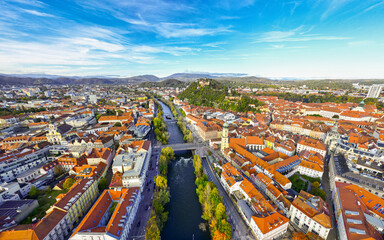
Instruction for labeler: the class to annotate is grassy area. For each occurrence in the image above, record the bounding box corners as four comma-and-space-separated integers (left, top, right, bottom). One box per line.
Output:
109, 201, 118, 214
301, 175, 321, 184
289, 175, 308, 193
21, 189, 67, 224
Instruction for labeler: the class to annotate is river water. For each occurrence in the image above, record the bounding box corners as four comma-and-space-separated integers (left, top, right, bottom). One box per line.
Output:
158, 100, 210, 240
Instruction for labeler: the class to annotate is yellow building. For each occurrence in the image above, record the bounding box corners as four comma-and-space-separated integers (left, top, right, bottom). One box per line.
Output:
221, 122, 229, 151
46, 123, 72, 144
264, 136, 275, 149
48, 178, 99, 227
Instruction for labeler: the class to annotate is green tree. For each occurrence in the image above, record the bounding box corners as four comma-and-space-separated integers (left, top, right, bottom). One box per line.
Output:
215, 203, 226, 220
312, 181, 321, 188
158, 155, 169, 176
145, 216, 161, 240
114, 122, 122, 127
98, 177, 108, 191
63, 178, 75, 189
155, 175, 168, 189
219, 219, 232, 240
193, 155, 203, 177
161, 147, 175, 161
29, 186, 40, 198
310, 187, 326, 200
153, 117, 162, 129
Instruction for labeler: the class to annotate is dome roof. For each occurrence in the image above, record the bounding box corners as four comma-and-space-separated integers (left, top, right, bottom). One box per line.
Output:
358, 100, 365, 108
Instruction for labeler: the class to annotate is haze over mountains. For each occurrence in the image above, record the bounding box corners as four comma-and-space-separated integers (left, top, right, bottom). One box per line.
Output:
2, 72, 384, 87
0, 72, 262, 86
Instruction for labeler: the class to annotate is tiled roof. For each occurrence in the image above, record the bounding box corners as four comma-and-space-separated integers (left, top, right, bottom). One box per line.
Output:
344, 184, 384, 219
34, 209, 67, 240
291, 190, 331, 228
0, 229, 38, 240
251, 212, 289, 234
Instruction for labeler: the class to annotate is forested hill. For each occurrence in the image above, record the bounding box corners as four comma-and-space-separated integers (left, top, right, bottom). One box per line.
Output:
139, 79, 187, 88
177, 79, 227, 107
177, 79, 263, 112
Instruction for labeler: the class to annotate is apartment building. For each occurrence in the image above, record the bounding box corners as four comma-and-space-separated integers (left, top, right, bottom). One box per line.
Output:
289, 191, 332, 239
70, 188, 141, 240
48, 179, 99, 227
0, 147, 50, 183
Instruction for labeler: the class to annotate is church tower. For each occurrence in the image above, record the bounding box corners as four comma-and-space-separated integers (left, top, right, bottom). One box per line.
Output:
221, 122, 229, 151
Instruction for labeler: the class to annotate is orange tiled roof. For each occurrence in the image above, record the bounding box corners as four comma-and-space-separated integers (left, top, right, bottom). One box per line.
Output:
246, 136, 264, 145
251, 212, 289, 234
344, 184, 384, 219
0, 230, 39, 240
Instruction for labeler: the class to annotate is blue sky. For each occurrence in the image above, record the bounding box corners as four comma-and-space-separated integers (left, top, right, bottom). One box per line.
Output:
1, 0, 384, 79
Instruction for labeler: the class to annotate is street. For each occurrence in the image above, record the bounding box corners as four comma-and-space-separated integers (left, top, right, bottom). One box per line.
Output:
128, 145, 160, 240
128, 101, 160, 239
199, 149, 254, 240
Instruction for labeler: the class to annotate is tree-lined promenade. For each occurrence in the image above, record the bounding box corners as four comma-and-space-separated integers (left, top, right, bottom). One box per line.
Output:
193, 155, 232, 239
161, 97, 193, 143
153, 98, 169, 144
145, 147, 175, 240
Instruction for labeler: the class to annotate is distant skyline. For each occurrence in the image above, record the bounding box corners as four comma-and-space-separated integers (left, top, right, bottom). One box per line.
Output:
1, 0, 384, 79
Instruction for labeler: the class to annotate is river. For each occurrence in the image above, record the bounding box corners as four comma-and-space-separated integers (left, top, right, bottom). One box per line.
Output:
158, 100, 210, 240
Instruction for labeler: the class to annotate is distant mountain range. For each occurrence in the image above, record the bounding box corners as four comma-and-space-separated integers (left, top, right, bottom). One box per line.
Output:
0, 72, 251, 86
139, 79, 188, 88
1, 72, 384, 86
0, 74, 162, 86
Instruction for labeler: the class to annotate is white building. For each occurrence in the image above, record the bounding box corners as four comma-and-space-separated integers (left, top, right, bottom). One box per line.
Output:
112, 141, 151, 188
289, 191, 332, 239
297, 138, 327, 157
297, 160, 323, 178
367, 84, 383, 98
89, 94, 98, 104
249, 213, 289, 240
0, 147, 50, 183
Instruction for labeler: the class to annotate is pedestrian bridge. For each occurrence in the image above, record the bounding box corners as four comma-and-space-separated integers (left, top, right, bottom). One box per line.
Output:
162, 143, 198, 151
165, 119, 177, 123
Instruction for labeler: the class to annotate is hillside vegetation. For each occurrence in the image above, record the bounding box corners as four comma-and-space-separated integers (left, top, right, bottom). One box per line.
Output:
177, 79, 227, 107
178, 79, 263, 112
139, 79, 187, 88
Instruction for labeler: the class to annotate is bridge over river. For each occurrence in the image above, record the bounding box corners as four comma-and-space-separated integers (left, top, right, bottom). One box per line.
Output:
154, 143, 198, 151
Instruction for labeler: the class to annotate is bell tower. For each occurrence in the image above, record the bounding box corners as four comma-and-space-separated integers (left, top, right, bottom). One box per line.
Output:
221, 122, 229, 151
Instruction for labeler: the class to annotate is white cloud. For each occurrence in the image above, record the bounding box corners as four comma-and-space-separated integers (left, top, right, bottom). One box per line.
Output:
254, 27, 350, 43
5, 0, 46, 7
201, 42, 227, 48
23, 9, 56, 17
348, 40, 373, 47
133, 45, 199, 56
363, 1, 384, 13
268, 44, 308, 49
155, 23, 232, 38
68, 37, 125, 52
258, 31, 296, 42
321, 0, 352, 20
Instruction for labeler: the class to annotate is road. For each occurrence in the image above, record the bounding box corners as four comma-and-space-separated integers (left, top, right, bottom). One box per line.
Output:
128, 101, 161, 240
128, 144, 160, 240
322, 152, 338, 240
199, 149, 254, 240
